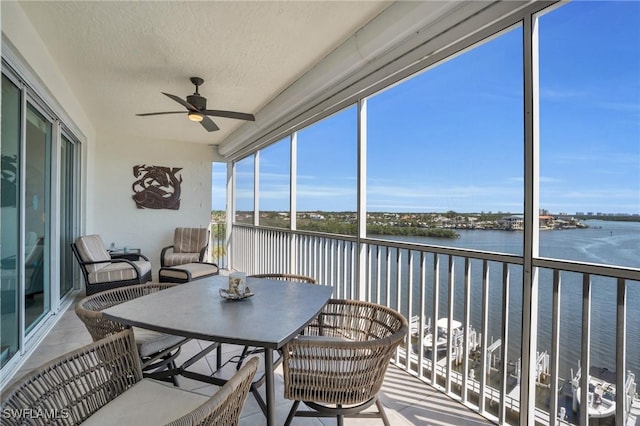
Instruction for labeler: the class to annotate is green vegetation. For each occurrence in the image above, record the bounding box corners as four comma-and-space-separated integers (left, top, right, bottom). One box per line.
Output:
575, 214, 640, 222
367, 224, 458, 238
213, 210, 460, 238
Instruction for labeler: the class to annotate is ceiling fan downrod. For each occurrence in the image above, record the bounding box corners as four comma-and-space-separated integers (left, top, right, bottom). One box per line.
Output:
190, 76, 204, 95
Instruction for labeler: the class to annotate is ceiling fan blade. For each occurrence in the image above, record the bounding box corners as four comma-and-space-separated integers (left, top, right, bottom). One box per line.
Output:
136, 111, 187, 116
162, 92, 198, 111
200, 115, 220, 132
202, 110, 255, 121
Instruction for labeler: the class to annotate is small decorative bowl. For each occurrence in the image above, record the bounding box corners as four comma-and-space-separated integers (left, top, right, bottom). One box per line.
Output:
219, 287, 254, 300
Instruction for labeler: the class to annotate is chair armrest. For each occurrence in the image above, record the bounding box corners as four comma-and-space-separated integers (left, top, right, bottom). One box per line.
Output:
137, 253, 150, 261
198, 245, 208, 261
81, 258, 123, 267
84, 257, 145, 267
160, 245, 174, 267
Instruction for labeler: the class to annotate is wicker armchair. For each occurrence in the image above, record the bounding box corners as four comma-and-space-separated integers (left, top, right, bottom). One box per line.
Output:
75, 282, 203, 384
1, 329, 258, 426
282, 299, 408, 426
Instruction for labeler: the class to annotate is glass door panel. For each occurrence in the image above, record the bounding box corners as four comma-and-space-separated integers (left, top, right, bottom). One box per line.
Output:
25, 103, 51, 333
1, 74, 21, 367
59, 135, 75, 297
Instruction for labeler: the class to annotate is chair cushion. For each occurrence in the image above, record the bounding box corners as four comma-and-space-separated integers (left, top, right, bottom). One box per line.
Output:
174, 227, 207, 254
133, 327, 187, 358
75, 235, 111, 273
164, 252, 201, 267
159, 263, 219, 281
82, 378, 208, 426
87, 260, 151, 284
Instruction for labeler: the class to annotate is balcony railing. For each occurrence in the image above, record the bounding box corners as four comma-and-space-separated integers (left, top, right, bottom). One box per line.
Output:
230, 223, 639, 425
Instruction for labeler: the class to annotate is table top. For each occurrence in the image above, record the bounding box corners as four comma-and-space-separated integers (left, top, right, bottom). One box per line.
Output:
102, 275, 334, 350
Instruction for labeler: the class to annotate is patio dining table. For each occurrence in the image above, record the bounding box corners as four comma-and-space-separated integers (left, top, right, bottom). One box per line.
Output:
102, 274, 333, 426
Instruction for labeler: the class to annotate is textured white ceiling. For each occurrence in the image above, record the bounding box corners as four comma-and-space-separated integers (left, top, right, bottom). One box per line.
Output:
18, 1, 390, 146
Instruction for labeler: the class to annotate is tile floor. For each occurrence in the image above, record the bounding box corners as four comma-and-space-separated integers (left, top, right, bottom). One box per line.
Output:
5, 296, 493, 426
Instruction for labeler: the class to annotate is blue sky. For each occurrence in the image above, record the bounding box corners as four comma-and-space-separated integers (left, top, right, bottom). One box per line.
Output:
216, 1, 639, 215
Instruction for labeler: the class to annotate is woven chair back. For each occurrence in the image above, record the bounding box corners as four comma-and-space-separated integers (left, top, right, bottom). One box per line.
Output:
76, 282, 177, 342
249, 273, 316, 284
283, 299, 408, 406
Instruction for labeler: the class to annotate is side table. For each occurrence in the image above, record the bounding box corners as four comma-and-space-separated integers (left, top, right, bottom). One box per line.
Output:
109, 248, 141, 261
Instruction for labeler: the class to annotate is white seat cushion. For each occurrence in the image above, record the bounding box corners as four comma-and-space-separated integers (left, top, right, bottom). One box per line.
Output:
133, 327, 187, 357
88, 260, 151, 284
83, 379, 208, 426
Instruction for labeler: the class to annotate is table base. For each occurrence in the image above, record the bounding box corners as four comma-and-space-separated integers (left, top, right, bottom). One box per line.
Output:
143, 343, 278, 425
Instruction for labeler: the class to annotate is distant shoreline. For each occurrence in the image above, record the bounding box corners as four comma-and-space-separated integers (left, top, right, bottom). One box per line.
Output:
212, 212, 639, 239
214, 210, 639, 223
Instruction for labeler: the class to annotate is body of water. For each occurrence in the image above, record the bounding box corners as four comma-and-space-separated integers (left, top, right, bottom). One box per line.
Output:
379, 219, 639, 384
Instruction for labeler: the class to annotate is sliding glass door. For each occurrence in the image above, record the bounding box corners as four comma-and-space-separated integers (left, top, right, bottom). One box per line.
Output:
1, 67, 80, 372
24, 103, 52, 333
59, 134, 77, 297
1, 74, 21, 367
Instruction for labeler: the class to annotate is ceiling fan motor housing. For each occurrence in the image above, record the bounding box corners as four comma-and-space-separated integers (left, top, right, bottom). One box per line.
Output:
187, 94, 206, 110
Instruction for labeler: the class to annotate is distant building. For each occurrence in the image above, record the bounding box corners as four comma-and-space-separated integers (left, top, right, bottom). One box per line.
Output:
539, 215, 554, 229
500, 215, 524, 230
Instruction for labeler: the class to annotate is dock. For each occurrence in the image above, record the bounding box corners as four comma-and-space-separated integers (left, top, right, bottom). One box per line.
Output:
398, 344, 640, 425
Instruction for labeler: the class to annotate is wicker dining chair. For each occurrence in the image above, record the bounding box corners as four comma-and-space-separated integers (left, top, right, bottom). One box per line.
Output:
75, 282, 220, 385
1, 329, 258, 426
249, 273, 317, 284
282, 298, 408, 426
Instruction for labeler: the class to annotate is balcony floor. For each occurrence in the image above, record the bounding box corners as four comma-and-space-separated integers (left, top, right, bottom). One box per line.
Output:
6, 294, 493, 425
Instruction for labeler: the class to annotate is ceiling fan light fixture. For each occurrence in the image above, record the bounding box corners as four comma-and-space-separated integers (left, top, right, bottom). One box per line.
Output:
188, 111, 203, 122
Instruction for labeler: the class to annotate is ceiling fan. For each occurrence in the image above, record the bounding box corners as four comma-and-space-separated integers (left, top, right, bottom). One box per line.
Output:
136, 77, 255, 132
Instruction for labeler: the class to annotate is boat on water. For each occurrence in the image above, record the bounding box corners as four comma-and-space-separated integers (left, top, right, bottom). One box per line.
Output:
572, 366, 617, 418
410, 317, 480, 363
423, 318, 463, 352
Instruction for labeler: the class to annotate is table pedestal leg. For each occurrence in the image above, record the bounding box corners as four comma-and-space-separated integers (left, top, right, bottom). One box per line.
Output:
265, 348, 275, 426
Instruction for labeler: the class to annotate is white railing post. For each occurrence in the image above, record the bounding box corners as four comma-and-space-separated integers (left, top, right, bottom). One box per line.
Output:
499, 263, 510, 424
579, 274, 591, 426
549, 270, 561, 426
521, 9, 541, 425
226, 160, 234, 270
289, 133, 297, 274
357, 98, 367, 301
616, 278, 627, 423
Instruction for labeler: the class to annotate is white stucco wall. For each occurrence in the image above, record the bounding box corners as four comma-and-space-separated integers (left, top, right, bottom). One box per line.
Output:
2, 1, 97, 233
92, 131, 215, 276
